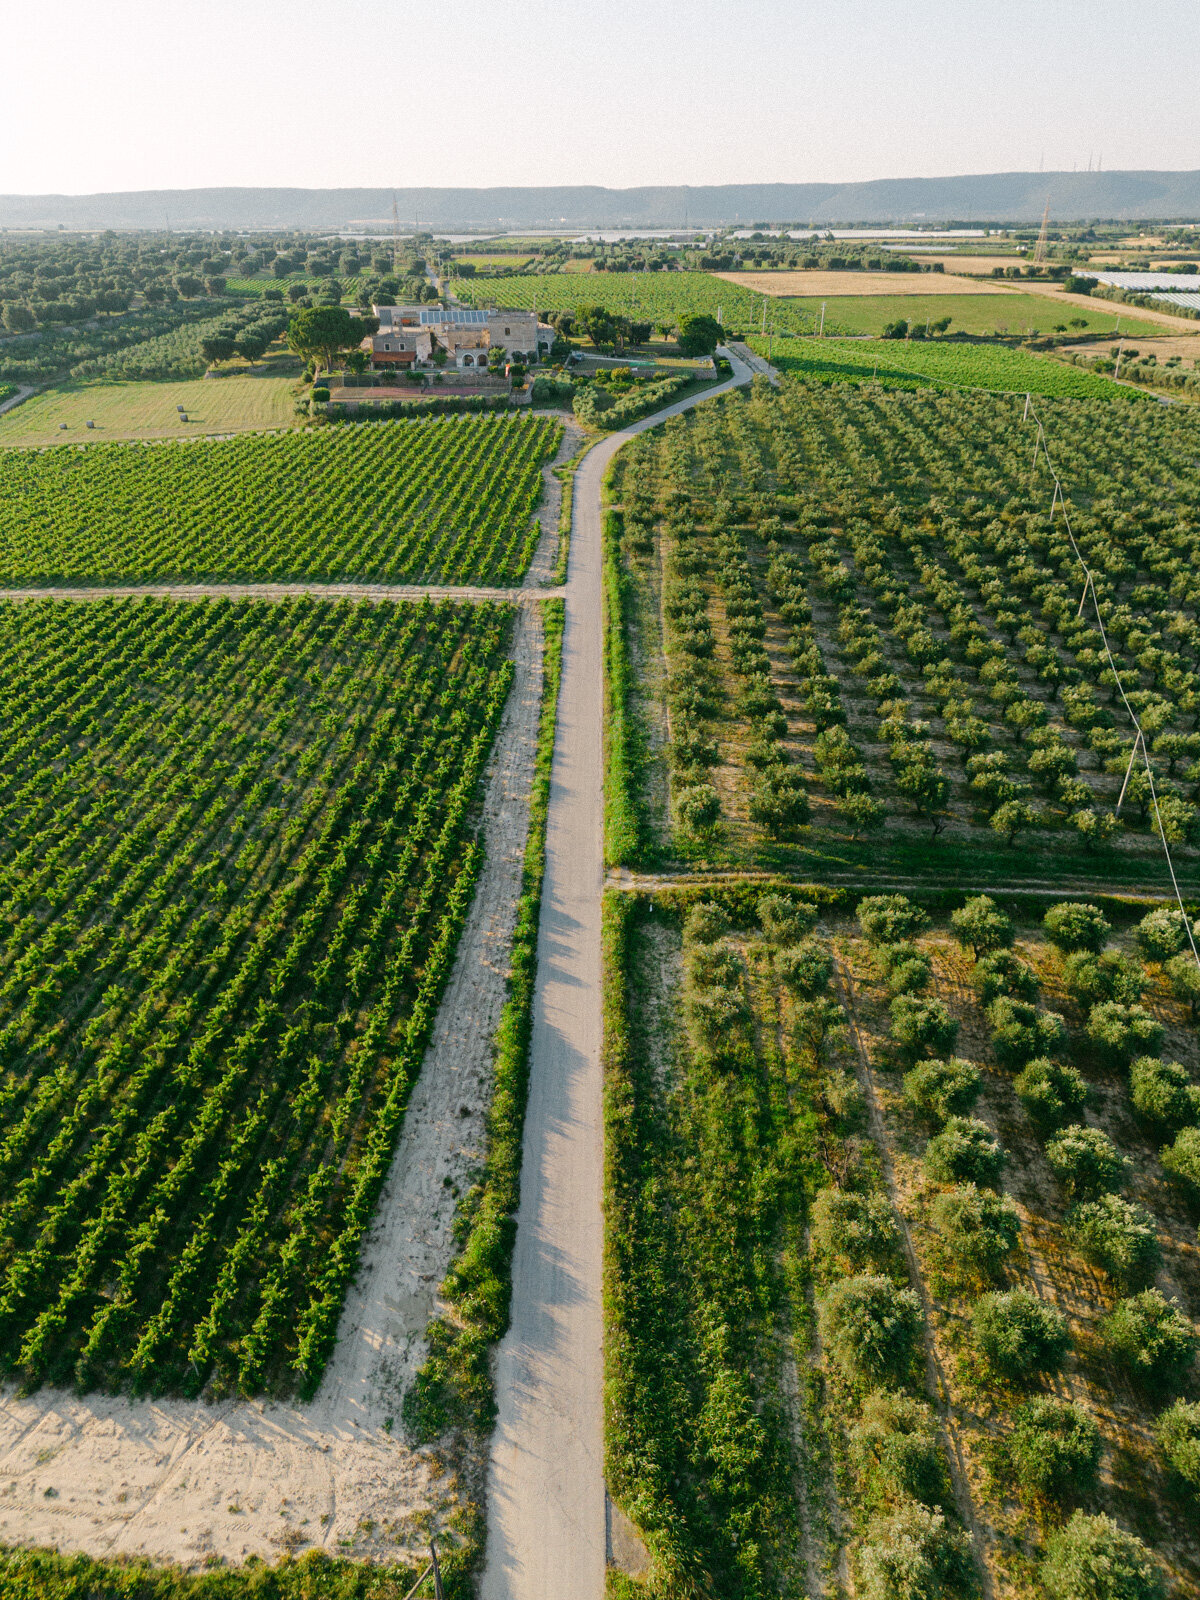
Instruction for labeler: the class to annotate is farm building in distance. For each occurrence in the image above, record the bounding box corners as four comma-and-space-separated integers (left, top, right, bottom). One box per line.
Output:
366, 305, 552, 370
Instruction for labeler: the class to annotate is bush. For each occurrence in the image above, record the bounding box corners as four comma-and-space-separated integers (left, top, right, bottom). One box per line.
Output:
972, 1289, 1070, 1378
1010, 1398, 1101, 1499
876, 940, 933, 997
987, 996, 1067, 1068
925, 1116, 1006, 1188
811, 1189, 901, 1271
310, 385, 330, 403
890, 994, 958, 1061
1129, 1057, 1200, 1131
1134, 906, 1192, 962
903, 1058, 981, 1125
1046, 1124, 1130, 1200
749, 762, 810, 831
1085, 1002, 1165, 1068
684, 900, 730, 944
687, 938, 744, 990
1042, 1512, 1164, 1600
850, 1391, 950, 1510
1102, 1290, 1198, 1393
1161, 1125, 1200, 1198
929, 1184, 1020, 1280
758, 892, 818, 946
819, 1274, 924, 1387
676, 782, 720, 833
1043, 901, 1112, 954
776, 936, 832, 996
685, 983, 746, 1048
1157, 1398, 1200, 1492
858, 894, 930, 946
951, 895, 1014, 956
1066, 1195, 1162, 1291
973, 948, 1039, 1004
1165, 952, 1200, 1019
823, 1068, 867, 1134
1014, 1058, 1090, 1133
1062, 949, 1145, 1007
858, 1502, 974, 1600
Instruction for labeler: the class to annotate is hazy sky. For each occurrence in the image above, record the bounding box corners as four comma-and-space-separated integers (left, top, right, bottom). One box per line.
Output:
4, 0, 1198, 194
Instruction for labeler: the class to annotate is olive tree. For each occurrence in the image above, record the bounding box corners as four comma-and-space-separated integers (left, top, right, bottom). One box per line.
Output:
973, 949, 1039, 1005
1066, 1195, 1162, 1292
1010, 1398, 1101, 1500
1161, 1126, 1200, 1199
1085, 1002, 1165, 1068
1046, 1124, 1130, 1200
972, 1289, 1070, 1378
810, 1190, 900, 1272
903, 1058, 981, 1125
1130, 1057, 1200, 1131
891, 994, 958, 1062
930, 1184, 1020, 1281
758, 892, 818, 946
988, 997, 1067, 1068
858, 1502, 974, 1600
925, 1117, 1006, 1189
858, 894, 930, 946
849, 1391, 950, 1509
819, 1274, 924, 1387
1102, 1290, 1198, 1393
1043, 901, 1112, 954
1014, 1058, 1090, 1134
950, 895, 1014, 957
1157, 1399, 1200, 1493
1042, 1513, 1163, 1600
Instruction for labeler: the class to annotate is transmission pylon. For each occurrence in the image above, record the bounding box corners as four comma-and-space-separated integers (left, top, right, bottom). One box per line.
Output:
1032, 198, 1051, 266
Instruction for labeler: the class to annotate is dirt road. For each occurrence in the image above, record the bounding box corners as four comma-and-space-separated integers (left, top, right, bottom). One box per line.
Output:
482, 351, 752, 1600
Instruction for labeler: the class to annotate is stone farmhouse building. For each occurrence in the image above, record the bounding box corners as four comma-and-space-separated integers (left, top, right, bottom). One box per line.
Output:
365, 305, 552, 371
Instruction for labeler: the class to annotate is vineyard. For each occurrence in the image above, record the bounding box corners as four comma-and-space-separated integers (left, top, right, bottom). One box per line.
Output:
747, 335, 1128, 398
0, 595, 515, 1396
450, 271, 843, 336
604, 376, 1200, 883
605, 884, 1200, 1600
763, 292, 1155, 339
0, 413, 560, 585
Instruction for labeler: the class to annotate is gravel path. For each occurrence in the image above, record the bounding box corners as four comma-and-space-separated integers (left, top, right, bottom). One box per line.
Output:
482, 350, 753, 1600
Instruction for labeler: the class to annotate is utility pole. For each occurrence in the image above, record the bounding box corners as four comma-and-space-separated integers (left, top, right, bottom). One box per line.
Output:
819, 301, 826, 337
392, 193, 401, 275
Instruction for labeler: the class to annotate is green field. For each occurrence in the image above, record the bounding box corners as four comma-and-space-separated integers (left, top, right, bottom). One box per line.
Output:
0, 596, 514, 1395
451, 270, 838, 335
0, 376, 301, 449
749, 335, 1129, 398
0, 413, 560, 585
227, 275, 369, 299
777, 292, 1161, 339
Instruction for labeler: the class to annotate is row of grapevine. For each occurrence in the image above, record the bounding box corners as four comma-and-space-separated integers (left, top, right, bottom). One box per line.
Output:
0, 414, 560, 586
0, 596, 515, 1395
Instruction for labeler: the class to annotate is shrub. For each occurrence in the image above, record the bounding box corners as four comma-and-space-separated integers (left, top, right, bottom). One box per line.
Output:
1102, 1290, 1198, 1393
1157, 1398, 1200, 1492
810, 1190, 900, 1271
890, 994, 958, 1062
685, 983, 746, 1047
1043, 901, 1112, 954
1161, 1125, 1200, 1198
951, 895, 1014, 956
1009, 1398, 1101, 1499
1046, 1124, 1130, 1200
850, 1391, 950, 1509
1014, 1058, 1090, 1134
929, 1184, 1020, 1280
925, 1116, 1006, 1188
973, 948, 1039, 1004
757, 892, 818, 946
1085, 1002, 1165, 1068
903, 1058, 981, 1125
875, 940, 933, 996
792, 996, 848, 1059
676, 782, 720, 833
684, 900, 730, 944
750, 763, 809, 831
1129, 1057, 1200, 1131
1062, 949, 1145, 1007
819, 1275, 924, 1387
686, 938, 744, 990
1165, 952, 1200, 1019
823, 1068, 867, 1133
1042, 1512, 1164, 1600
858, 1502, 974, 1600
987, 996, 1067, 1068
1134, 906, 1191, 963
858, 894, 930, 946
1066, 1195, 1162, 1291
776, 937, 833, 996
310, 385, 330, 403
972, 1289, 1070, 1378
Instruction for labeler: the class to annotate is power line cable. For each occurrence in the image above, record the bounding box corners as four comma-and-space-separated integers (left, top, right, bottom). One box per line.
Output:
1022, 392, 1200, 970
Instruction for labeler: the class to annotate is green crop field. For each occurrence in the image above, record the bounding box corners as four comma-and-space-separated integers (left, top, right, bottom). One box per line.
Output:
0, 595, 515, 1396
0, 376, 301, 449
775, 292, 1162, 339
749, 334, 1129, 398
450, 270, 839, 335
0, 413, 560, 585
227, 275, 370, 299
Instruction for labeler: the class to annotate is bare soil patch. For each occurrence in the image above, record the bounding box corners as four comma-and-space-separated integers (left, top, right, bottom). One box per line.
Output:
713, 271, 1013, 298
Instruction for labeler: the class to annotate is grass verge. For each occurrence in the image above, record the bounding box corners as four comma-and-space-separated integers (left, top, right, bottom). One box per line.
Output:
402, 597, 564, 1595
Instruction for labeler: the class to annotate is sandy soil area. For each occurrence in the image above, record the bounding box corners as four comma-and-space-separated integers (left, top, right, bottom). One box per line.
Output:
0, 606, 546, 1570
713, 270, 1013, 298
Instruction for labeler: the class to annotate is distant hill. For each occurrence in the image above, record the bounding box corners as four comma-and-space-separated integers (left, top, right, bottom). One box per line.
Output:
2, 173, 1199, 231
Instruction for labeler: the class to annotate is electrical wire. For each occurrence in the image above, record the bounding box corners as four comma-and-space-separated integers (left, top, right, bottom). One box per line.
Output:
1022, 392, 1200, 971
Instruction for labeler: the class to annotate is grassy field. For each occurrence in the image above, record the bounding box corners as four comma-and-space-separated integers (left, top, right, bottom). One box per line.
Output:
749, 335, 1129, 397
715, 268, 1014, 298
774, 293, 1162, 339
0, 376, 302, 448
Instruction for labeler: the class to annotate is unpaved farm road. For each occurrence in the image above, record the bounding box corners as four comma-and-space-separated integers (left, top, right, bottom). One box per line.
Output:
482, 350, 752, 1600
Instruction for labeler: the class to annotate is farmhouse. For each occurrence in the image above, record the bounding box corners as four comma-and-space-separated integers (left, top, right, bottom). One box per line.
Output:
366, 305, 552, 370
